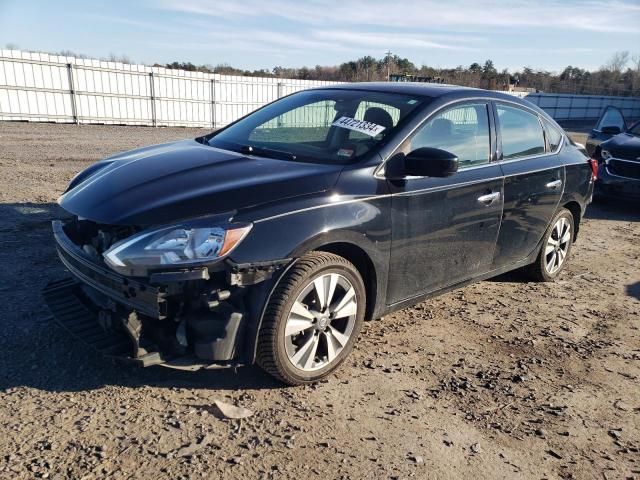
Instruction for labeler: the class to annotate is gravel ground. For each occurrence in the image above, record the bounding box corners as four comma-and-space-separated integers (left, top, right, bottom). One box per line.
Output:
0, 122, 638, 480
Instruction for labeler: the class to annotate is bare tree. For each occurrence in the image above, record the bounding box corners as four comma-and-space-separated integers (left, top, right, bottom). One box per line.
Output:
605, 51, 630, 73
631, 53, 640, 90
107, 53, 132, 64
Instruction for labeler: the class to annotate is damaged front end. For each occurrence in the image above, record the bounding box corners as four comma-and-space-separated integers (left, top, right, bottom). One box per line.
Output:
44, 217, 288, 370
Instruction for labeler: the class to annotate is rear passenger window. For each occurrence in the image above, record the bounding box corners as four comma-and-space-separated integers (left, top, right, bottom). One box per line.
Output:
410, 103, 491, 169
497, 105, 545, 159
543, 119, 563, 152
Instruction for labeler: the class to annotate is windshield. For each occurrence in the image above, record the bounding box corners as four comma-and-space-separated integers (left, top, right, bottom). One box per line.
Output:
207, 89, 428, 164
629, 121, 640, 137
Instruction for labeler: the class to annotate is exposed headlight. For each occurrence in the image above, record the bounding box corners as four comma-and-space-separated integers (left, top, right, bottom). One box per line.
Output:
600, 149, 612, 161
103, 223, 252, 274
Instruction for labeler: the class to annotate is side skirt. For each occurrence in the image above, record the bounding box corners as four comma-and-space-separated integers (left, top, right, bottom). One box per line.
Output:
382, 240, 542, 317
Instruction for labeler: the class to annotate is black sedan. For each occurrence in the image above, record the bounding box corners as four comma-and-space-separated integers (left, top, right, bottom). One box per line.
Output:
586, 106, 640, 201
44, 83, 595, 385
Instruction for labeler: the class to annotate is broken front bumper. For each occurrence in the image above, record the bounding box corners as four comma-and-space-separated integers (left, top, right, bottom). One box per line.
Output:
51, 220, 170, 319
43, 278, 167, 367
44, 220, 253, 370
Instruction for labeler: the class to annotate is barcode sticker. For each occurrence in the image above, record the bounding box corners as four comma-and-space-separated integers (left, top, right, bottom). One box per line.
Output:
332, 116, 386, 137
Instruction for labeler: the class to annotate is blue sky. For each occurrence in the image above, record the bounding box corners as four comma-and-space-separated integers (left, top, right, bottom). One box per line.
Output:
1, 0, 639, 72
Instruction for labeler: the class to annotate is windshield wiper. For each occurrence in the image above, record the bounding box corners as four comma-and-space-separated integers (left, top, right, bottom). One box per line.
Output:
239, 145, 298, 161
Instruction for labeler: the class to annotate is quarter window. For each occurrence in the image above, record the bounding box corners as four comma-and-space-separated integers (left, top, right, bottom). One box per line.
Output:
497, 105, 545, 159
543, 119, 563, 152
410, 103, 491, 169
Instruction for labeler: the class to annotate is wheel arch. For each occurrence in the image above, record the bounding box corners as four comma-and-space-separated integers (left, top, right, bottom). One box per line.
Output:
243, 236, 385, 365
562, 200, 582, 241
314, 242, 378, 322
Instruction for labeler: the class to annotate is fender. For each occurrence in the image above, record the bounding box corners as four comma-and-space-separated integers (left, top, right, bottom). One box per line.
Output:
241, 230, 388, 364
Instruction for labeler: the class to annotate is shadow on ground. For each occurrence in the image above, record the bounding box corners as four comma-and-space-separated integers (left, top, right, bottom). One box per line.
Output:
585, 200, 640, 222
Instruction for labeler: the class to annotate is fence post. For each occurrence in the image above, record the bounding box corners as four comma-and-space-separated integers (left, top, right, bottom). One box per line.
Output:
210, 78, 217, 129
568, 95, 574, 120
276, 82, 284, 127
149, 72, 157, 127
66, 63, 79, 124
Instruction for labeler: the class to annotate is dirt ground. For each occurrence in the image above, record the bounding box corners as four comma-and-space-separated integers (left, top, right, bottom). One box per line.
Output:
0, 122, 638, 480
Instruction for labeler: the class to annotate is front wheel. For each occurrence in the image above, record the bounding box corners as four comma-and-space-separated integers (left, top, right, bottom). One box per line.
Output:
526, 208, 574, 282
256, 252, 365, 385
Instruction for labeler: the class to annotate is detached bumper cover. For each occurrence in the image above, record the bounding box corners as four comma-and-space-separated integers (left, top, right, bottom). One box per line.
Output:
43, 278, 166, 366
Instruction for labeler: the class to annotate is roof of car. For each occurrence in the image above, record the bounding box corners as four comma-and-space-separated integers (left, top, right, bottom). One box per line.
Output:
315, 81, 528, 102
313, 81, 552, 119
315, 82, 477, 96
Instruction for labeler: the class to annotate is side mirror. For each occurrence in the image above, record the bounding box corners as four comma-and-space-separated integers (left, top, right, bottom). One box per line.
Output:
404, 147, 459, 177
601, 125, 622, 135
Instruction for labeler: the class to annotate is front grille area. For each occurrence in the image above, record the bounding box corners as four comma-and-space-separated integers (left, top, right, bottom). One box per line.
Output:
57, 244, 168, 318
608, 160, 640, 180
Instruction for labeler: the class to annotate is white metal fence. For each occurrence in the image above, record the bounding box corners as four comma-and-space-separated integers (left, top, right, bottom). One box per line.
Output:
0, 50, 340, 128
1, 50, 639, 128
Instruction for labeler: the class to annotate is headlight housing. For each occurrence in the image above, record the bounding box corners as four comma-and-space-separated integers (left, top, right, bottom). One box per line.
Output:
103, 222, 252, 275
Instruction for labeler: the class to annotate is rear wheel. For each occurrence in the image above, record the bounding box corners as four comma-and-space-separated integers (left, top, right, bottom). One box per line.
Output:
257, 252, 365, 385
526, 208, 574, 282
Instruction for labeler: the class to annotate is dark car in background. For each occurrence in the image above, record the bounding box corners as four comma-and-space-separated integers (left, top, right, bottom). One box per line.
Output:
44, 83, 595, 385
586, 106, 640, 201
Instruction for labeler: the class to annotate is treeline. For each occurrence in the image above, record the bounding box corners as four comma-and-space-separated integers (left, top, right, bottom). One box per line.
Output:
6, 44, 639, 96
161, 52, 640, 97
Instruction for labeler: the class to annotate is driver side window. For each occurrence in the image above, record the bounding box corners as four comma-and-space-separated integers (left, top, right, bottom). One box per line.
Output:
596, 106, 626, 131
410, 103, 491, 169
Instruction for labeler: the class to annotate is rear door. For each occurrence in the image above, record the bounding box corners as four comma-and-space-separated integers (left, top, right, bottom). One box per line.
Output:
493, 102, 564, 267
586, 106, 627, 156
387, 101, 503, 304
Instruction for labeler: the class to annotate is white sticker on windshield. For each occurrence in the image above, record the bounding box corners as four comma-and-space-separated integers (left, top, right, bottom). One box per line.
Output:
332, 116, 386, 137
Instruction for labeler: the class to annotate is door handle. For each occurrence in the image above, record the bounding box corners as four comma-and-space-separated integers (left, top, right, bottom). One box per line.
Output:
477, 192, 501, 205
545, 179, 562, 190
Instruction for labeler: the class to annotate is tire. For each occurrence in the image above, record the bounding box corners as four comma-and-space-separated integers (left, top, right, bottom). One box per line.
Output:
256, 252, 366, 385
526, 208, 574, 282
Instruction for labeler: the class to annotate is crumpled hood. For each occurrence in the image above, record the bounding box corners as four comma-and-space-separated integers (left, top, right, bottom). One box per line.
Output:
603, 133, 640, 161
59, 140, 342, 225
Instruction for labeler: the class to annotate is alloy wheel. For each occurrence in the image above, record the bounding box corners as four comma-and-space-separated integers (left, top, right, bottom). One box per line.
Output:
544, 217, 571, 274
284, 273, 358, 372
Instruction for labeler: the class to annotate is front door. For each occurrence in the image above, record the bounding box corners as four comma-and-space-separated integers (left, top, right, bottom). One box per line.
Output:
492, 102, 564, 267
387, 102, 503, 304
